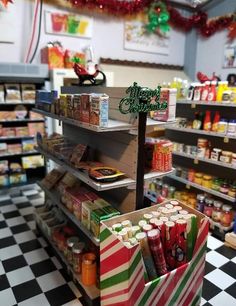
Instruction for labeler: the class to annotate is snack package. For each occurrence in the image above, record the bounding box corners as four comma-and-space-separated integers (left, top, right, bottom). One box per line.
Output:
29, 111, 44, 120
28, 122, 45, 136
89, 167, 125, 183
64, 50, 86, 69
41, 168, 65, 190
90, 94, 109, 127
81, 200, 100, 230
7, 144, 22, 154
9, 162, 22, 173
0, 124, 2, 136
21, 84, 36, 103
0, 174, 9, 186
5, 84, 21, 103
0, 111, 15, 120
66, 95, 74, 119
15, 127, 29, 136
22, 139, 36, 152
80, 94, 90, 123
2, 128, 16, 137
0, 85, 4, 103
0, 160, 8, 174
73, 94, 81, 121
70, 144, 87, 167
21, 155, 44, 169
58, 95, 67, 117
41, 43, 64, 69
9, 173, 27, 185
57, 172, 79, 194
0, 143, 7, 154
14, 105, 28, 119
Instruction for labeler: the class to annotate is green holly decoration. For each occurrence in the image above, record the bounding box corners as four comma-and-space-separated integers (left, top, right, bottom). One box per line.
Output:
146, 1, 170, 34
72, 57, 81, 64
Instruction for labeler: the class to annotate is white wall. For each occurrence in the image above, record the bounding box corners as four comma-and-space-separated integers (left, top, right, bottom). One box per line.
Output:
0, 1, 186, 66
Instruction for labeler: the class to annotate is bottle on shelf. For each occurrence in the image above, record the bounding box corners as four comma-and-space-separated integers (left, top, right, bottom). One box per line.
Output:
192, 112, 202, 129
201, 81, 210, 101
216, 81, 228, 102
193, 83, 202, 101
187, 83, 195, 101
212, 111, 220, 132
207, 81, 217, 101
203, 111, 212, 131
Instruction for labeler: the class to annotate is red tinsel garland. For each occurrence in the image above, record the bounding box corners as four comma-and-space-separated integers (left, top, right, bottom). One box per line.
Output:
67, 0, 235, 38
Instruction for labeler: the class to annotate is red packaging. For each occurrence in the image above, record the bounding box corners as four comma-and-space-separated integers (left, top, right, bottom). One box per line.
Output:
80, 94, 90, 123
152, 140, 173, 172
147, 229, 167, 276
175, 219, 187, 268
41, 45, 64, 69
165, 221, 176, 271
155, 219, 165, 245
85, 192, 99, 201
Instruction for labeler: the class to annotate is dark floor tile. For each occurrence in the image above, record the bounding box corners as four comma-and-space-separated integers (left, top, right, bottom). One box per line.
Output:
0, 220, 7, 229
12, 279, 42, 303
59, 268, 72, 283
220, 261, 236, 280
204, 262, 216, 275
2, 255, 27, 273
19, 239, 41, 253
0, 274, 10, 291
202, 278, 221, 301
225, 282, 236, 299
23, 214, 34, 222
16, 202, 32, 208
10, 223, 29, 234
202, 303, 212, 306
30, 258, 57, 277
0, 199, 13, 206
206, 247, 211, 253
27, 194, 41, 200
215, 245, 236, 259
0, 236, 16, 249
44, 245, 55, 257
45, 284, 76, 306
3, 210, 20, 219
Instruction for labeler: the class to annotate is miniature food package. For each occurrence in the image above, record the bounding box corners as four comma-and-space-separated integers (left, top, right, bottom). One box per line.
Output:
14, 105, 28, 119
0, 174, 9, 186
15, 126, 29, 136
5, 84, 21, 103
21, 155, 44, 169
0, 160, 8, 174
21, 84, 36, 103
29, 111, 44, 120
90, 208, 108, 238
57, 172, 79, 194
94, 198, 120, 217
9, 173, 27, 185
70, 144, 87, 167
73, 94, 81, 121
89, 167, 125, 183
22, 139, 36, 152
66, 95, 74, 119
28, 122, 45, 136
90, 94, 109, 127
80, 94, 90, 123
81, 201, 100, 230
41, 168, 65, 190
0, 143, 7, 154
7, 143, 22, 154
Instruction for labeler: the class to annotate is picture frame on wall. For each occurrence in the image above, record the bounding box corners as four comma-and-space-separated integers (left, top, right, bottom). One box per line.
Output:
124, 18, 170, 55
44, 10, 93, 39
223, 42, 236, 68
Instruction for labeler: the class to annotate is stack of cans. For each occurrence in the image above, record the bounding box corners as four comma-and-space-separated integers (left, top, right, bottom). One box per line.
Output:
109, 200, 198, 282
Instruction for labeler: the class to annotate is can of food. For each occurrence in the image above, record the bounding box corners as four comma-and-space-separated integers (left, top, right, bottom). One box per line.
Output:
150, 218, 158, 228
119, 229, 129, 241
169, 200, 180, 206
151, 211, 161, 218
121, 220, 132, 228
112, 223, 123, 232
147, 229, 167, 275
139, 220, 148, 229
160, 216, 169, 223
165, 204, 174, 209
155, 219, 165, 245
175, 219, 187, 267
131, 225, 141, 236
165, 221, 176, 270
143, 214, 153, 222
179, 210, 188, 216
143, 224, 153, 233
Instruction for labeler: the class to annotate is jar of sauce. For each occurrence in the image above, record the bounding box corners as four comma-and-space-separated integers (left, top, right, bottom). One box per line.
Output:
82, 253, 97, 286
202, 175, 212, 189
66, 237, 79, 264
212, 201, 222, 222
210, 148, 222, 161
220, 182, 230, 194
228, 184, 236, 198
203, 198, 214, 217
196, 194, 205, 212
211, 178, 222, 191
188, 169, 195, 182
217, 119, 228, 134
72, 242, 85, 274
220, 205, 233, 227
219, 151, 232, 163
194, 173, 203, 185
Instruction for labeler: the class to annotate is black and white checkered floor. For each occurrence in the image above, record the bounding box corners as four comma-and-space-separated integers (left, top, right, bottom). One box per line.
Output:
0, 186, 236, 306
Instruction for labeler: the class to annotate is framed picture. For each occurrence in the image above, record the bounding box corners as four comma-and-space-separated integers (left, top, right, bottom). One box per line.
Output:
223, 42, 236, 68
124, 18, 170, 55
44, 10, 93, 39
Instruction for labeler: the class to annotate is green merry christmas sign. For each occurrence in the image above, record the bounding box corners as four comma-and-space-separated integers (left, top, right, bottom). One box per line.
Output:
119, 82, 168, 114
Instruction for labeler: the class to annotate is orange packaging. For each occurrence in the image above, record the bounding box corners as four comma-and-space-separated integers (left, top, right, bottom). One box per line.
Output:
41, 45, 64, 69
152, 140, 173, 172
28, 122, 45, 136
80, 94, 90, 123
64, 50, 86, 69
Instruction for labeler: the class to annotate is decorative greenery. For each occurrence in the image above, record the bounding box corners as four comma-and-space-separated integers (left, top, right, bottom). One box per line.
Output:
146, 1, 170, 34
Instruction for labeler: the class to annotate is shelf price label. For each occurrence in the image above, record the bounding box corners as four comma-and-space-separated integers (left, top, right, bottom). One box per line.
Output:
186, 184, 191, 189
194, 158, 199, 164
191, 103, 196, 109
224, 137, 229, 143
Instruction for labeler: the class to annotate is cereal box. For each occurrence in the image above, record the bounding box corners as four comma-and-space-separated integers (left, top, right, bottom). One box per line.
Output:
90, 94, 109, 127
80, 94, 90, 123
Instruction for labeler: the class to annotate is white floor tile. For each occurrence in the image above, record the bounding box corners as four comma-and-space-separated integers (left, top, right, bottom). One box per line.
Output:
28, 220, 36, 230
14, 230, 36, 244
51, 256, 62, 270
0, 227, 12, 239
206, 250, 229, 268
0, 204, 17, 213
38, 237, 47, 248
37, 270, 66, 292
7, 266, 35, 287
231, 257, 236, 264
19, 206, 34, 216
5, 216, 25, 227
68, 281, 82, 298
0, 244, 22, 260
12, 196, 28, 204
209, 291, 236, 306
18, 293, 50, 306
24, 248, 49, 265
22, 190, 38, 196
62, 300, 83, 306
0, 288, 17, 306
204, 269, 235, 290
200, 297, 207, 306
207, 235, 224, 250
31, 198, 44, 206
0, 195, 10, 202
0, 261, 5, 274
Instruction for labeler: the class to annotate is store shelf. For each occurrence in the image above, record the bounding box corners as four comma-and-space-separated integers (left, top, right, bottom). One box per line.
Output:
0, 119, 44, 123
173, 151, 236, 170
146, 118, 177, 127
38, 182, 100, 246
35, 219, 100, 301
144, 167, 175, 180
177, 100, 236, 107
0, 102, 35, 105
167, 174, 236, 203
0, 150, 39, 158
166, 126, 236, 140
36, 147, 136, 191
0, 135, 35, 140
33, 109, 136, 132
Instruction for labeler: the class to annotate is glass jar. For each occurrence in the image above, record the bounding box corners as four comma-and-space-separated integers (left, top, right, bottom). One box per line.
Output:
220, 205, 233, 227
197, 138, 208, 158
217, 119, 228, 134
174, 191, 182, 200
212, 201, 222, 222
57, 233, 67, 253
210, 148, 222, 161
202, 175, 212, 189
66, 237, 80, 264
81, 253, 97, 286
203, 198, 214, 217
188, 169, 195, 182
196, 194, 205, 212
220, 182, 230, 194
161, 184, 169, 198
185, 145, 192, 155
219, 151, 232, 163
72, 242, 85, 274
168, 186, 176, 198
227, 119, 236, 136
211, 178, 222, 191
194, 172, 203, 185
228, 184, 236, 198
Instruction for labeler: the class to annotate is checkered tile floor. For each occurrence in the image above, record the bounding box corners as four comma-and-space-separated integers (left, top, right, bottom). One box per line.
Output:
0, 186, 236, 306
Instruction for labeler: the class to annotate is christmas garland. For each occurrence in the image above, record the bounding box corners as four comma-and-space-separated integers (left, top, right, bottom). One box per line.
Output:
67, 0, 236, 39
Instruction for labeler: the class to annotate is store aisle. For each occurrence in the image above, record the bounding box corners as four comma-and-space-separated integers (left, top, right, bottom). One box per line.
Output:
0, 188, 235, 306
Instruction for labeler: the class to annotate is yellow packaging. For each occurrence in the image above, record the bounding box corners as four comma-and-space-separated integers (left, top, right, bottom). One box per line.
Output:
81, 201, 100, 230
